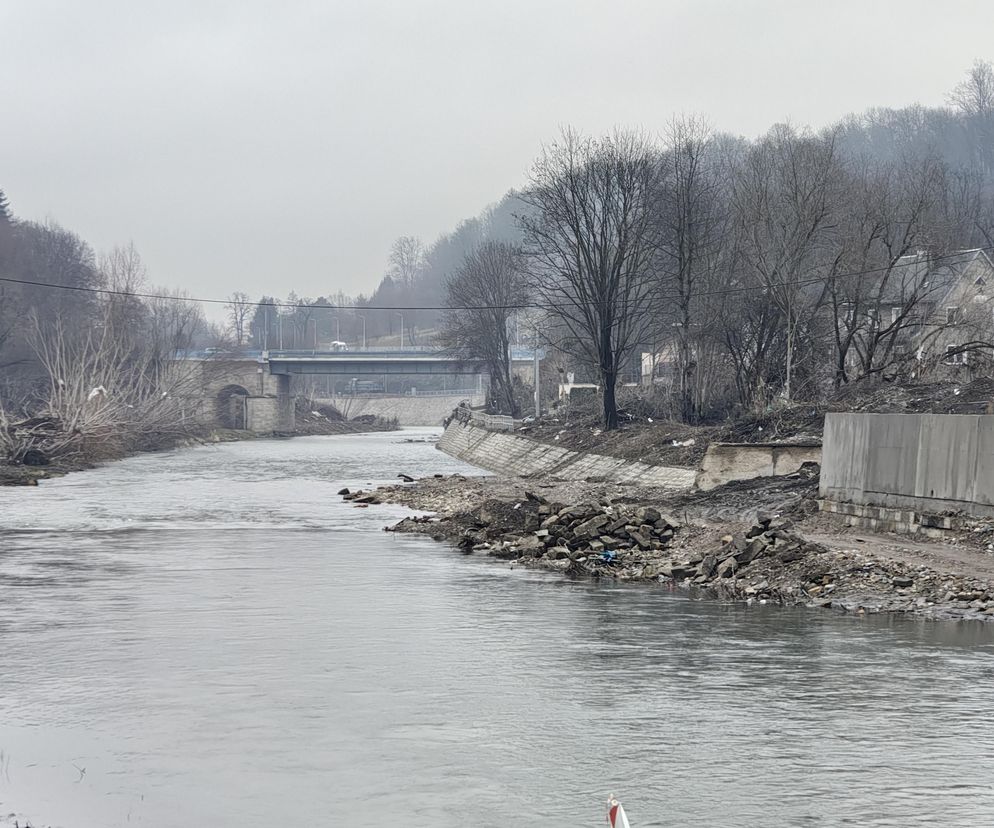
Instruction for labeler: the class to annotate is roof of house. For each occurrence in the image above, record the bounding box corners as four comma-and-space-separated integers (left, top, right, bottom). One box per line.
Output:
878, 248, 994, 305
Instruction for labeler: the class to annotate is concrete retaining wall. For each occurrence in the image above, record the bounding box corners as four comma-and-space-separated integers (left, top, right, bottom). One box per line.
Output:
315, 394, 484, 427
697, 442, 822, 491
820, 412, 994, 518
437, 420, 696, 490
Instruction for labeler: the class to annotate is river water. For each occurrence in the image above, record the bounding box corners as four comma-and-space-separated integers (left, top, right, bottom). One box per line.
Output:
1, 431, 994, 827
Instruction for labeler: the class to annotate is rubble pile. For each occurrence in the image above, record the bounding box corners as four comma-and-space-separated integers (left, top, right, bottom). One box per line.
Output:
388, 492, 680, 573
662, 514, 994, 621
354, 477, 994, 622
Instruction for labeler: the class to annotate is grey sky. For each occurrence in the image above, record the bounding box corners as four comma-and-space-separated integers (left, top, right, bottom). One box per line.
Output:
3, 0, 992, 305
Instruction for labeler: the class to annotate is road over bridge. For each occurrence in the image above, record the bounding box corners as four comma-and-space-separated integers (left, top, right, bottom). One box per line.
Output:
265, 348, 485, 378
187, 348, 536, 433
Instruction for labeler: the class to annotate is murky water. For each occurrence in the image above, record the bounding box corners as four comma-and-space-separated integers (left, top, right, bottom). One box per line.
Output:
1, 431, 994, 827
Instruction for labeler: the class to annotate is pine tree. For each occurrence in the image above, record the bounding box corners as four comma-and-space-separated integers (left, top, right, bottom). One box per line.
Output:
0, 189, 10, 225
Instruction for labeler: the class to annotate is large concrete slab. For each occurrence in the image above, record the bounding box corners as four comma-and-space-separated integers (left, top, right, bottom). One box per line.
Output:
821, 412, 994, 517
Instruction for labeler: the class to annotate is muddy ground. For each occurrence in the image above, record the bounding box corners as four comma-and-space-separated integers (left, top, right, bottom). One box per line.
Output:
518, 377, 994, 468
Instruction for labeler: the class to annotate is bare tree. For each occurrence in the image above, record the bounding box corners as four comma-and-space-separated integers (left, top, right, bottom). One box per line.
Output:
733, 124, 841, 401
519, 128, 663, 430
821, 155, 948, 384
440, 241, 527, 416
949, 60, 994, 117
388, 236, 427, 287
225, 291, 252, 347
654, 117, 734, 422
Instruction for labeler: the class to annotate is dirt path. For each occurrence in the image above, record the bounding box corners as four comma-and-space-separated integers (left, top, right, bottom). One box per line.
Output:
806, 529, 994, 581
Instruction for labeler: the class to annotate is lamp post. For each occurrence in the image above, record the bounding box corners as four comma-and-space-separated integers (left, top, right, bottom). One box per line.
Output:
357, 315, 366, 349
395, 312, 405, 350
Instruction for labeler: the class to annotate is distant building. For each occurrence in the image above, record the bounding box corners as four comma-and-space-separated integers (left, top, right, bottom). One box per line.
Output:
839, 248, 994, 380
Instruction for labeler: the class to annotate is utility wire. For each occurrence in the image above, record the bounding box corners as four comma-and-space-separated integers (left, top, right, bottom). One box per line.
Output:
0, 246, 992, 312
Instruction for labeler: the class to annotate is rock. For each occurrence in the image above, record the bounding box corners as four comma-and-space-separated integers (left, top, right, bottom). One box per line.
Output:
337, 487, 351, 496
892, 576, 915, 588
656, 513, 682, 529
397, 473, 415, 483
589, 540, 605, 553
636, 506, 662, 524
716, 557, 738, 578
777, 548, 804, 563
629, 530, 651, 550
546, 546, 570, 560
573, 514, 609, 539
699, 554, 718, 579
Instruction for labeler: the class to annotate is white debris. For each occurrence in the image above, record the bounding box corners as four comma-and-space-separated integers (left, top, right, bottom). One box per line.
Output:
86, 386, 106, 401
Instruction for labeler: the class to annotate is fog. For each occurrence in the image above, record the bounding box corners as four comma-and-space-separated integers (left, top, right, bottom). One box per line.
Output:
2, 0, 992, 299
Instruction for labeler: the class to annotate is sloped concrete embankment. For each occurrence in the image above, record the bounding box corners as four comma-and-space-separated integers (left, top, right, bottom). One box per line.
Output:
315, 395, 484, 427
437, 420, 696, 490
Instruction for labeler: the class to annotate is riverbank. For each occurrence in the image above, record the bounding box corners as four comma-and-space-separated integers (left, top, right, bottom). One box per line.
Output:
0, 416, 399, 487
351, 470, 994, 623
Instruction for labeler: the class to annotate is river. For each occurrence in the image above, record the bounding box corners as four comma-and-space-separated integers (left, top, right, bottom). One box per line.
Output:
1, 430, 993, 827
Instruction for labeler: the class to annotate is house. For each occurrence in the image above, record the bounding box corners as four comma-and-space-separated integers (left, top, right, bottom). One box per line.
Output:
839, 248, 994, 380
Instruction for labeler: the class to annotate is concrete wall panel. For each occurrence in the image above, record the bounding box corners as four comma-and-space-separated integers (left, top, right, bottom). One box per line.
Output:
821, 412, 994, 517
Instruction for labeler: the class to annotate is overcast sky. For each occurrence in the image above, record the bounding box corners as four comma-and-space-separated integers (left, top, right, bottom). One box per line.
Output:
3, 0, 993, 304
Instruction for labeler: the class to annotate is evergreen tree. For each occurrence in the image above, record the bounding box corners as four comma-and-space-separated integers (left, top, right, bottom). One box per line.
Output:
0, 189, 11, 225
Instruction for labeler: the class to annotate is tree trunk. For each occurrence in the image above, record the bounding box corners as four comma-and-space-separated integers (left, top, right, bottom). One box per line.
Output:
602, 368, 618, 430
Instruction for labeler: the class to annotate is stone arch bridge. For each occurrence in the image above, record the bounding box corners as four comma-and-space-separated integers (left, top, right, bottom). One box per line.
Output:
188, 350, 494, 433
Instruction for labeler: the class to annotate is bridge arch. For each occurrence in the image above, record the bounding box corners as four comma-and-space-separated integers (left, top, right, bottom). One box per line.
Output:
216, 384, 250, 429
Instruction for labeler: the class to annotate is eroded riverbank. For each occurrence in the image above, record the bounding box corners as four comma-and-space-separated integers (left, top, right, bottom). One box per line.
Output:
351, 470, 994, 623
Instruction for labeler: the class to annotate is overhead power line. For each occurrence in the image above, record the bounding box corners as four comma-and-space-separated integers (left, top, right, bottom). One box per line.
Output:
0, 246, 992, 312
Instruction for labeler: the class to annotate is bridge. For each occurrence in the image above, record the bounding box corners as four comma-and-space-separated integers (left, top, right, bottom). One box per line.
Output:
265, 348, 486, 377
186, 347, 537, 433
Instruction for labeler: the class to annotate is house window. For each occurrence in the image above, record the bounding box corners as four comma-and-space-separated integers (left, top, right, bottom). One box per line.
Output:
975, 276, 987, 287
945, 346, 967, 365
891, 306, 901, 325
946, 306, 961, 325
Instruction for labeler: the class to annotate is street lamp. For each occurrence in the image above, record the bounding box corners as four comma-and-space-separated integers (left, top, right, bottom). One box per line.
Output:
395, 312, 405, 350
356, 314, 366, 350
